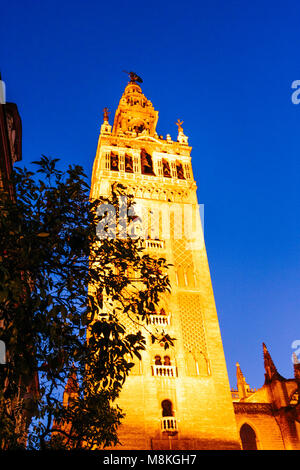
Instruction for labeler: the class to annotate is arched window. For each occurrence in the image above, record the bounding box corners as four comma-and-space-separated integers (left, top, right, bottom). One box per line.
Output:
162, 159, 171, 177
175, 161, 185, 179
186, 351, 197, 376
141, 148, 155, 175
161, 399, 173, 417
290, 390, 299, 405
176, 266, 185, 287
186, 266, 195, 287
134, 123, 145, 134
125, 154, 133, 173
240, 423, 258, 450
154, 355, 162, 366
110, 153, 119, 171
160, 308, 166, 316
164, 356, 171, 366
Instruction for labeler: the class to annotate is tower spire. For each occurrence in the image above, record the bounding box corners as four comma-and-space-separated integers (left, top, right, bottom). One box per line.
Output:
112, 78, 158, 137
236, 362, 251, 399
293, 352, 300, 380
63, 366, 79, 407
263, 343, 285, 384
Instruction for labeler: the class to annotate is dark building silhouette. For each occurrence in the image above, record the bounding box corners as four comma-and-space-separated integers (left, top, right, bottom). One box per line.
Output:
0, 78, 22, 197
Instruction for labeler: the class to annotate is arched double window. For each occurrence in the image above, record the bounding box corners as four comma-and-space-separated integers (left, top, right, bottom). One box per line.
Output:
154, 355, 172, 366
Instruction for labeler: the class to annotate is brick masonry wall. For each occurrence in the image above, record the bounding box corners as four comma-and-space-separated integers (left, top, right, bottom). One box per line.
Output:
234, 403, 285, 450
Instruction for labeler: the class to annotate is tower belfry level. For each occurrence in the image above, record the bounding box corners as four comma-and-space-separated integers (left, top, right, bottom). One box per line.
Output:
90, 77, 240, 450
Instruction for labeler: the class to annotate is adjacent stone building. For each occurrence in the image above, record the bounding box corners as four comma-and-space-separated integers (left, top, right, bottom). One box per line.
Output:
232, 344, 300, 449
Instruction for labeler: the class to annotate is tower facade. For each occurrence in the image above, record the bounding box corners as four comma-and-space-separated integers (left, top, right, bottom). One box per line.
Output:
90, 77, 240, 450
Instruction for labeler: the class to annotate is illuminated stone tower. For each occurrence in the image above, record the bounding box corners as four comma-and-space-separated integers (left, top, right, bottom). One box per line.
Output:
90, 74, 240, 450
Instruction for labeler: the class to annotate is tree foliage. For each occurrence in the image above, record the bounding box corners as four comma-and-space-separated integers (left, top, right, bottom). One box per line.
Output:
0, 156, 172, 449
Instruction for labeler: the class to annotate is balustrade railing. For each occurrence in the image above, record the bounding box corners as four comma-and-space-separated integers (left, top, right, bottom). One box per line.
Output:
152, 365, 177, 377
161, 417, 177, 432
144, 240, 165, 250
148, 314, 170, 326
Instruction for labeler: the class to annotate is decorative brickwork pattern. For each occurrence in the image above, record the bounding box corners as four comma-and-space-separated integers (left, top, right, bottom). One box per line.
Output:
234, 403, 273, 415
118, 310, 142, 335
173, 239, 192, 268
178, 293, 207, 356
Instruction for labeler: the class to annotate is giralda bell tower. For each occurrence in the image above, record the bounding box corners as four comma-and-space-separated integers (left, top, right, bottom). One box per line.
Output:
90, 74, 240, 450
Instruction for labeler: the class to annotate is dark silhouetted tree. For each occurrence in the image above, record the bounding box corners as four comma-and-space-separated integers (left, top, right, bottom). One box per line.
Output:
0, 156, 173, 449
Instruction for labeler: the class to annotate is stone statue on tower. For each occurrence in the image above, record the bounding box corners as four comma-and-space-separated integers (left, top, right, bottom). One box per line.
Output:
123, 71, 143, 84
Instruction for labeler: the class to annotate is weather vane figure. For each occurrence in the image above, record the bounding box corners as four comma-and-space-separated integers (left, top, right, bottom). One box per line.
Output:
123, 71, 143, 84
103, 107, 110, 122
176, 119, 184, 133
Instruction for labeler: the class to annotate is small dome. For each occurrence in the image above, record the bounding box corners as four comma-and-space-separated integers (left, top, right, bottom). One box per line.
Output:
124, 83, 142, 96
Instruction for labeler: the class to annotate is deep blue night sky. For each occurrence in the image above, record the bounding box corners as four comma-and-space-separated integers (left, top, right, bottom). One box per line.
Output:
2, 0, 300, 390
